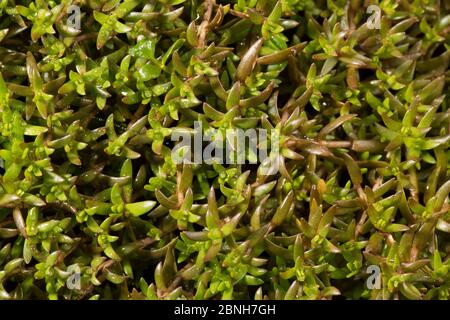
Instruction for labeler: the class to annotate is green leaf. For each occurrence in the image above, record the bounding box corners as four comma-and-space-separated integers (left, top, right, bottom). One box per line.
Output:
129, 39, 156, 60
111, 184, 123, 206
125, 201, 157, 216
135, 63, 161, 81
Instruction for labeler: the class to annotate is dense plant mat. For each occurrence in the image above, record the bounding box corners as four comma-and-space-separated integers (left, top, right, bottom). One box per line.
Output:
0, 0, 450, 300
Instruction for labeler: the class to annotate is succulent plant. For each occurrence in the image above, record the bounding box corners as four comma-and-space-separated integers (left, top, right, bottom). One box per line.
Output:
0, 0, 449, 300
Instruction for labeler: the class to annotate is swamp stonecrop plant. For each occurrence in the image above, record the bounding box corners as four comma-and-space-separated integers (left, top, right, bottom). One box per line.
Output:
0, 0, 450, 300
